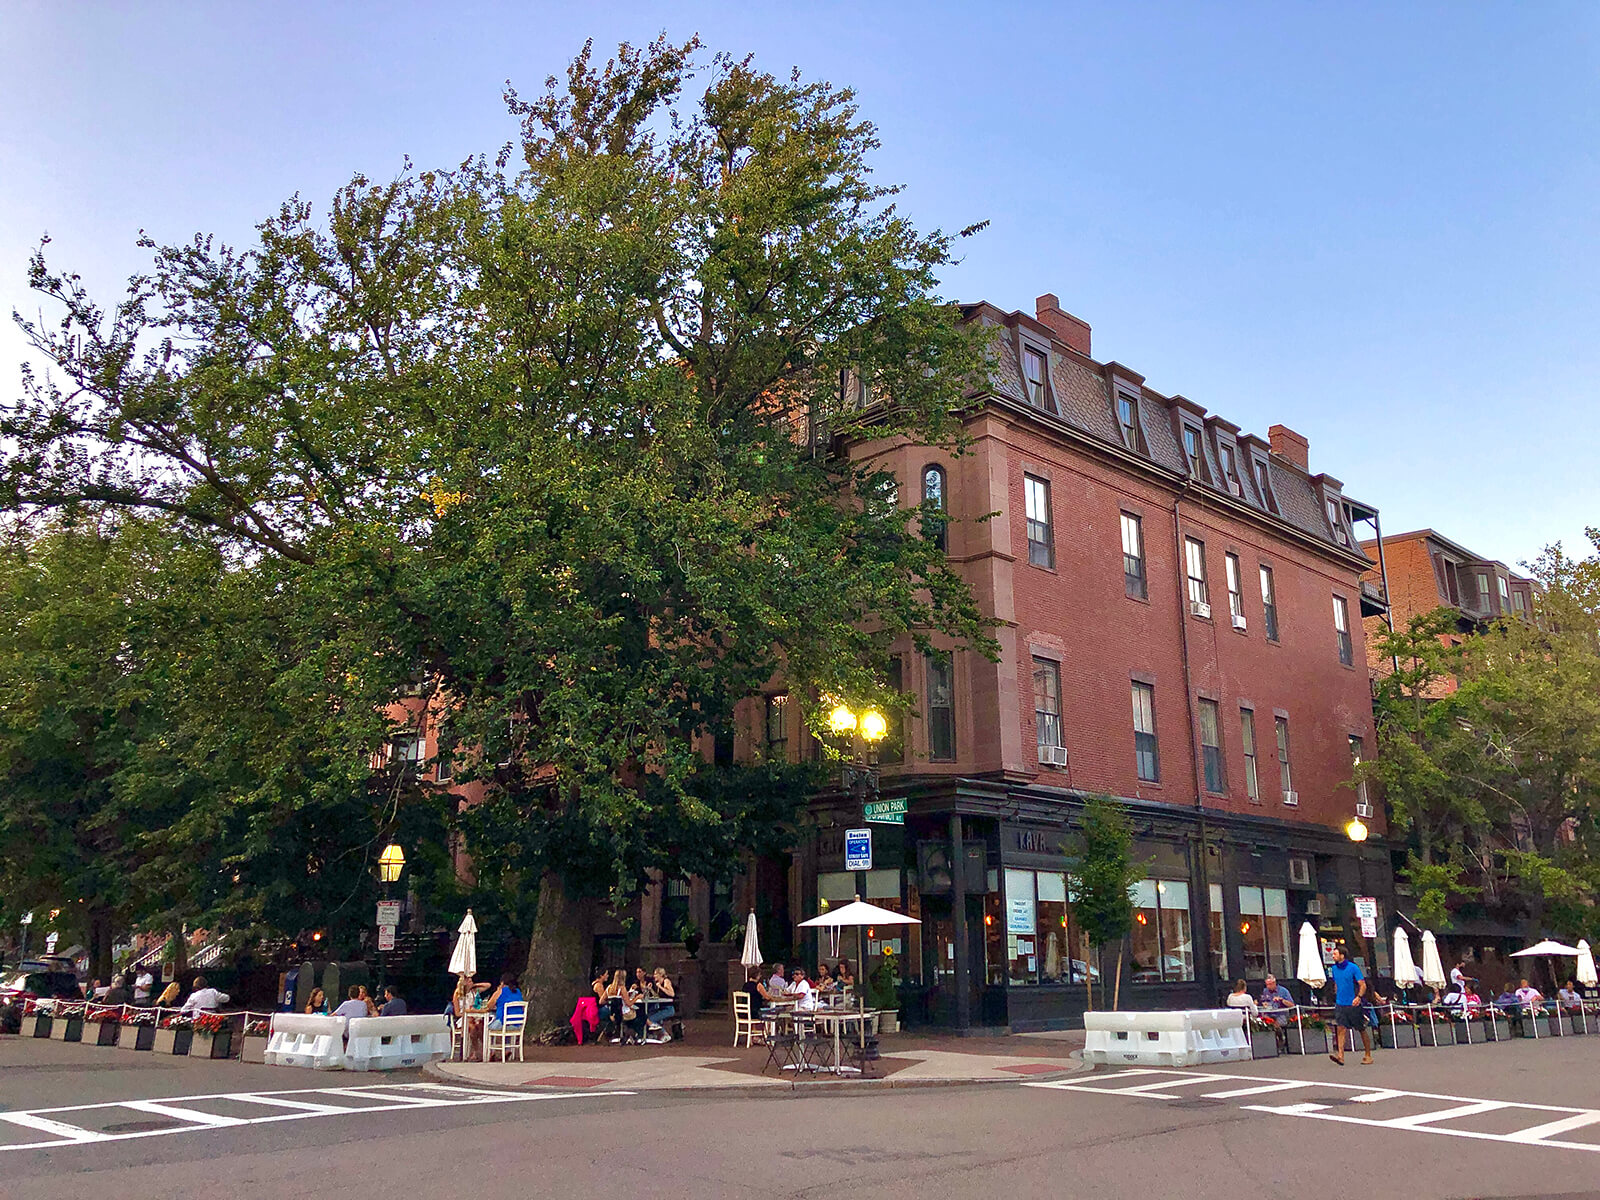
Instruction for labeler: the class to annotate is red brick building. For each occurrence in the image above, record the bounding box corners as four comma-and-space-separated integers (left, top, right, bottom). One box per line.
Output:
785, 295, 1396, 1029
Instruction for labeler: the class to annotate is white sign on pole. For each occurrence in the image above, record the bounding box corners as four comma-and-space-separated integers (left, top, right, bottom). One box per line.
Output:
19, 911, 33, 925
45, 932, 59, 953
1353, 896, 1378, 939
844, 828, 872, 872
377, 926, 396, 951
375, 901, 401, 927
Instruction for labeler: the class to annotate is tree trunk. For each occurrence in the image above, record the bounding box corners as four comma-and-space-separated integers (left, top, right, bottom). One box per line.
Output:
1084, 943, 1094, 1012
522, 869, 598, 1033
88, 908, 113, 984
1112, 946, 1123, 1011
170, 926, 189, 981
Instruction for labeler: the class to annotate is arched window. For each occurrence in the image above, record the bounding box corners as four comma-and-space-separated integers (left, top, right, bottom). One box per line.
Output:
921, 464, 947, 551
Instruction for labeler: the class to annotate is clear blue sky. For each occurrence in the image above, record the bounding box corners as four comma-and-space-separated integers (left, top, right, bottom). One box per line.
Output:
4, 2, 1596, 569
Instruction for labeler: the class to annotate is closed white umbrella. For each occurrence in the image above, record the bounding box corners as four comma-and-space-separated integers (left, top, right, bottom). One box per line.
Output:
1576, 940, 1597, 988
447, 909, 478, 978
1295, 921, 1325, 1005
1420, 930, 1447, 990
740, 912, 763, 969
1392, 927, 1420, 990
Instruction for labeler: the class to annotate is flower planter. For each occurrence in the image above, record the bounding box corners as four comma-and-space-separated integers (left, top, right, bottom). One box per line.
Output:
1379, 1022, 1416, 1049
1514, 1014, 1551, 1039
240, 1034, 270, 1064
118, 1023, 157, 1051
876, 1011, 900, 1035
1417, 1017, 1455, 1046
49, 1015, 83, 1042
1248, 1029, 1280, 1059
1452, 1019, 1489, 1045
1288, 1026, 1328, 1055
153, 1027, 192, 1056
191, 1029, 233, 1060
31, 1013, 52, 1038
1549, 1014, 1574, 1037
91, 1018, 121, 1047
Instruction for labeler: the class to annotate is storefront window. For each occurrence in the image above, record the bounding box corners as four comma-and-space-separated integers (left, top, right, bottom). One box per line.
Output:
1237, 885, 1290, 979
1131, 879, 1194, 983
1208, 883, 1227, 979
999, 868, 1078, 986
817, 870, 919, 980
1004, 869, 1036, 984
1037, 871, 1071, 984
984, 884, 1005, 986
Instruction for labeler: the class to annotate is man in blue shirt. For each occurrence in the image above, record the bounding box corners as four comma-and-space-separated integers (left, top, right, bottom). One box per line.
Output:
1326, 945, 1373, 1065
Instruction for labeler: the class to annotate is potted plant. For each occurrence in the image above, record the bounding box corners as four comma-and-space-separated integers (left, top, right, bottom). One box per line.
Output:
191, 1011, 235, 1059
48, 1003, 84, 1043
119, 1008, 158, 1051
87, 1004, 121, 1046
675, 917, 703, 960
153, 1012, 193, 1056
868, 952, 901, 1033
1286, 1011, 1328, 1055
1246, 1015, 1279, 1059
1378, 1007, 1416, 1049
240, 1016, 272, 1063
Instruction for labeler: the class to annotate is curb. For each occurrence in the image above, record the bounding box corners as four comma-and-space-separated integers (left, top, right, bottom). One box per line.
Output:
423, 1053, 1092, 1100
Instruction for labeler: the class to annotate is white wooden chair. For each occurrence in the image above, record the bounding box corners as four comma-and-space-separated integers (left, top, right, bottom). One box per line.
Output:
733, 990, 762, 1047
486, 1001, 527, 1063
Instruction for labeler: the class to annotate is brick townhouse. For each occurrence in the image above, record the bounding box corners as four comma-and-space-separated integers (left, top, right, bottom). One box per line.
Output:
780, 295, 1396, 1031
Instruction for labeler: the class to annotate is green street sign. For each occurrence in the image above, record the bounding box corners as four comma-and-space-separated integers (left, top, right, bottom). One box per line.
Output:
863, 797, 907, 825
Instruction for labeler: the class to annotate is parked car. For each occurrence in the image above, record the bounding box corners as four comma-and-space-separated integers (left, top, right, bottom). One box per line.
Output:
0, 964, 83, 1003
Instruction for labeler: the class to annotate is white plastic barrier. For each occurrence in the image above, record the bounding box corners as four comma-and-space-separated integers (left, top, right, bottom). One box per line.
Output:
344, 1014, 453, 1072
1083, 1008, 1251, 1067
264, 1013, 347, 1070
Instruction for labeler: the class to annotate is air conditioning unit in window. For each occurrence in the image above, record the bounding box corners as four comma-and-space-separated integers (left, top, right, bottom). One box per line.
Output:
1232, 613, 1248, 631
1282, 789, 1299, 806
1037, 744, 1069, 768
1305, 897, 1322, 915
1356, 800, 1373, 818
1189, 600, 1212, 619
1228, 479, 1244, 498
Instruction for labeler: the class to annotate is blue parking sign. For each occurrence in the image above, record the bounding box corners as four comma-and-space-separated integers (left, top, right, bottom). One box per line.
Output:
845, 827, 872, 871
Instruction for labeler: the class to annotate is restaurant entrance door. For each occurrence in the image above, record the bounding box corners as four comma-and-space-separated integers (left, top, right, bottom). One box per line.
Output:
922, 894, 985, 1027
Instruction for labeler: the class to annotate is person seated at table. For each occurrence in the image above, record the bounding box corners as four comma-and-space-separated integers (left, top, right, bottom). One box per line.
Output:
742, 968, 772, 1012
332, 984, 370, 1021
766, 962, 789, 997
1557, 979, 1583, 1012
648, 967, 677, 1039
1494, 987, 1519, 1010
482, 971, 523, 1031
1450, 984, 1482, 1015
1225, 979, 1258, 1014
789, 966, 819, 1012
1259, 975, 1294, 1022
634, 966, 655, 998
602, 970, 647, 1043
1514, 978, 1544, 1013
815, 963, 837, 994
304, 986, 329, 1015
835, 959, 855, 991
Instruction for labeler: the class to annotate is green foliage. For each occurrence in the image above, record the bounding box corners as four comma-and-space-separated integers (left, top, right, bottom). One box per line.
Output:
867, 949, 900, 1010
1398, 855, 1465, 930
1071, 796, 1144, 1007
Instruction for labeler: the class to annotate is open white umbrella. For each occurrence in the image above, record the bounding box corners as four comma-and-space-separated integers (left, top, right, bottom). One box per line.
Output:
447, 909, 478, 978
1420, 930, 1447, 990
1295, 921, 1325, 1003
798, 899, 921, 1070
1576, 940, 1597, 989
740, 912, 763, 969
1510, 939, 1581, 957
1392, 927, 1420, 992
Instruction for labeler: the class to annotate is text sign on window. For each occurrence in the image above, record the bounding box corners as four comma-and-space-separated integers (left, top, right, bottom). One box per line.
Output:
376, 901, 401, 927
1007, 894, 1036, 934
1353, 896, 1378, 939
844, 828, 873, 871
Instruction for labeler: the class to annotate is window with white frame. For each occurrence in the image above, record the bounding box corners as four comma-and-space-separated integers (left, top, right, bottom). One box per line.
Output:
1118, 394, 1141, 449
1185, 537, 1209, 608
1275, 716, 1293, 797
1240, 708, 1260, 802
1024, 475, 1054, 568
1032, 657, 1063, 750
1122, 512, 1147, 599
1226, 553, 1244, 623
1182, 427, 1205, 480
1131, 880, 1194, 983
1132, 681, 1159, 782
1333, 594, 1353, 666
1238, 886, 1291, 979
1260, 564, 1280, 641
1022, 345, 1049, 409
1199, 698, 1225, 794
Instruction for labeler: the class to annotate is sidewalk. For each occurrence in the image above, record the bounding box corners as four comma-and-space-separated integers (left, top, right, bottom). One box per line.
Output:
427, 1020, 1089, 1094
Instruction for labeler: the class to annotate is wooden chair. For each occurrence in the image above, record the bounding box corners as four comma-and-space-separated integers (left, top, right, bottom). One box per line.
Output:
486, 1001, 527, 1063
733, 990, 763, 1047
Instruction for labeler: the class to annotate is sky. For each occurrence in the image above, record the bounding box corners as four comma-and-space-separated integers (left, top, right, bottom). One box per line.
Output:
2, 2, 1596, 569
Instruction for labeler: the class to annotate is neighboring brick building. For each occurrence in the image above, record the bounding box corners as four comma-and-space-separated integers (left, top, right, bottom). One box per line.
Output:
782, 294, 1396, 1030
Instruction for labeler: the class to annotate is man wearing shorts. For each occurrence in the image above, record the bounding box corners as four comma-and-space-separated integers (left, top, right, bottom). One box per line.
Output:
1327, 945, 1373, 1065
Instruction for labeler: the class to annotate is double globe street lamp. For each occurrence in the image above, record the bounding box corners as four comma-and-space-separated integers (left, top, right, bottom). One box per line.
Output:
827, 703, 888, 802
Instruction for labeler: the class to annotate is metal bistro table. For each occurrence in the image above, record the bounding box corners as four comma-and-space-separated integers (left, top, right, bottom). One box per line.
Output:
457, 1008, 493, 1062
810, 1007, 879, 1075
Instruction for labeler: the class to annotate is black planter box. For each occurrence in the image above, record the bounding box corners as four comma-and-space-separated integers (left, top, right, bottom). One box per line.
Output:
92, 1019, 120, 1047
153, 1027, 193, 1055
1288, 1026, 1329, 1055
31, 1013, 52, 1038
1249, 1029, 1280, 1059
1417, 1017, 1455, 1046
1379, 1022, 1417, 1049
131, 1024, 157, 1050
1514, 1014, 1551, 1039
192, 1030, 233, 1059
1452, 1019, 1488, 1045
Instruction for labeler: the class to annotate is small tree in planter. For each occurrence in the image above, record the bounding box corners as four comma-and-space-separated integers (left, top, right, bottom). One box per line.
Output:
191, 1011, 235, 1059
153, 1012, 193, 1055
240, 1016, 272, 1063
868, 951, 901, 1032
1071, 796, 1143, 1011
119, 1008, 158, 1051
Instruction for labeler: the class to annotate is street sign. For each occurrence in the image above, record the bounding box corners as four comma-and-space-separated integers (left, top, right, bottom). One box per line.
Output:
863, 797, 906, 825
844, 827, 873, 872
19, 911, 32, 925
45, 932, 58, 953
375, 901, 401, 927
1353, 896, 1378, 939
377, 925, 395, 951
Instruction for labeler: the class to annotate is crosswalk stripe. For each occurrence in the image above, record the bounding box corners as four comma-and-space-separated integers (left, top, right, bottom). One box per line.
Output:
1383, 1101, 1508, 1128
0, 1112, 107, 1143
1202, 1082, 1312, 1099
1504, 1112, 1600, 1143
121, 1100, 247, 1127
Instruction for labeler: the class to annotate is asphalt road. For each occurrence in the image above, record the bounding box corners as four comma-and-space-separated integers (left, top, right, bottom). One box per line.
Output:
4, 1034, 1599, 1198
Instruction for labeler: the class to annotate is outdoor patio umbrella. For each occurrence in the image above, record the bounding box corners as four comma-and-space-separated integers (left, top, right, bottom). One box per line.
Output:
798, 899, 921, 1066
1392, 927, 1420, 997
1576, 940, 1597, 989
740, 912, 763, 970
1420, 930, 1447, 992
1295, 921, 1325, 1002
1510, 939, 1580, 994
447, 909, 478, 978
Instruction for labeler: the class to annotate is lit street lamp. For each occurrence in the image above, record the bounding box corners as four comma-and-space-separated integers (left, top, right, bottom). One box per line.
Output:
1345, 816, 1368, 843
376, 843, 405, 996
828, 703, 888, 802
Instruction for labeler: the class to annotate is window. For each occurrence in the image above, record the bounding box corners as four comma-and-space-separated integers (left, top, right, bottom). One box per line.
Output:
1185, 537, 1209, 608
1512, 588, 1527, 616
921, 465, 947, 552
1032, 657, 1063, 750
1024, 475, 1054, 568
1132, 681, 1159, 782
1117, 394, 1140, 449
926, 654, 955, 761
1240, 708, 1260, 802
879, 656, 904, 765
389, 734, 423, 772
661, 877, 692, 943
764, 693, 789, 759
1476, 571, 1490, 608
1022, 345, 1049, 409
1238, 886, 1291, 979
1350, 734, 1367, 809
1199, 698, 1225, 793
1121, 512, 1147, 599
1182, 426, 1205, 479
1219, 442, 1242, 494
1326, 498, 1344, 539
434, 722, 453, 782
1443, 559, 1462, 605
1275, 716, 1293, 797
1333, 594, 1353, 666
1259, 564, 1279, 641
1498, 576, 1511, 611
845, 370, 870, 408
1131, 880, 1194, 983
1225, 553, 1243, 623
1208, 883, 1227, 980
1005, 869, 1080, 985
1253, 459, 1277, 513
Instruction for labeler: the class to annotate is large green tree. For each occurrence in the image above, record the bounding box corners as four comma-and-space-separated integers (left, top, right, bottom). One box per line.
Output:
3, 38, 992, 1025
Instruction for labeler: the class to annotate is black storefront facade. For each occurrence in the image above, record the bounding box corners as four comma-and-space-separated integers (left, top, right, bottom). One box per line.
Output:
794, 775, 1397, 1033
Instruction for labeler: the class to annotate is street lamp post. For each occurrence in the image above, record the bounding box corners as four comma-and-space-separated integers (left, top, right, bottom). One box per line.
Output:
829, 704, 888, 897
376, 843, 405, 997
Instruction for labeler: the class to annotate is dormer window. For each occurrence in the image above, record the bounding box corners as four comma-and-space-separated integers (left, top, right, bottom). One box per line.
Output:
1218, 442, 1243, 497
1325, 498, 1349, 545
1253, 458, 1278, 514
1118, 394, 1141, 450
1022, 345, 1051, 411
1182, 426, 1207, 481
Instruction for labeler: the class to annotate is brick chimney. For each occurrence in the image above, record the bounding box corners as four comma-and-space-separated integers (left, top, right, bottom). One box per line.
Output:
1269, 424, 1309, 471
1035, 294, 1091, 357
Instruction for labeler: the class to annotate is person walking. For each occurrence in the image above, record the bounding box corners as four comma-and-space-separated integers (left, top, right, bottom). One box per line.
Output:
1326, 946, 1373, 1066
